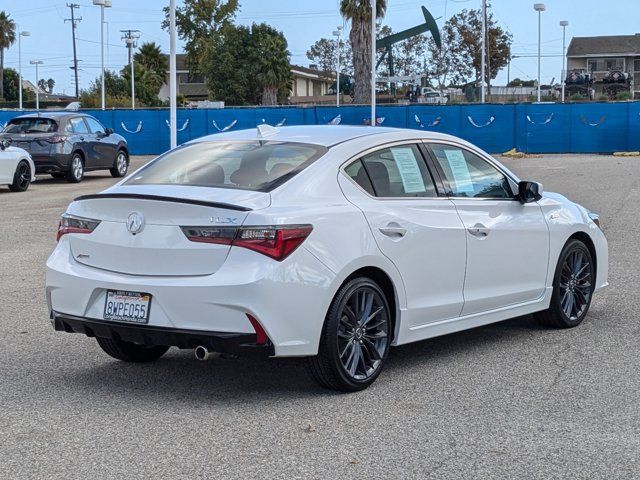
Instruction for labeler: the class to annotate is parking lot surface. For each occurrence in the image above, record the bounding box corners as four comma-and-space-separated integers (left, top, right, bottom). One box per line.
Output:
1, 154, 638, 479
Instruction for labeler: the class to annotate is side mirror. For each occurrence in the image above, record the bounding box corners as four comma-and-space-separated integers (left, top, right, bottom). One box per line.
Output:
0, 138, 12, 151
517, 181, 543, 204
104, 128, 114, 136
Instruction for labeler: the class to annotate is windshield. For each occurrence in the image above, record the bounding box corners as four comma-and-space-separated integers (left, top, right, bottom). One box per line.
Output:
126, 141, 327, 192
4, 118, 59, 134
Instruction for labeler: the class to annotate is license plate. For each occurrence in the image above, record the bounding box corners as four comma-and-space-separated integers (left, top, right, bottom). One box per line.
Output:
103, 290, 151, 324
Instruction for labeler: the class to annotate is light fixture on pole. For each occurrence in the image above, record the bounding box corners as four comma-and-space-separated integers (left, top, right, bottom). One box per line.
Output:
93, 0, 112, 111
370, 0, 376, 126
480, 0, 486, 103
169, 0, 177, 149
332, 26, 343, 107
30, 60, 43, 111
534, 3, 546, 102
18, 31, 31, 111
122, 30, 140, 110
560, 20, 569, 103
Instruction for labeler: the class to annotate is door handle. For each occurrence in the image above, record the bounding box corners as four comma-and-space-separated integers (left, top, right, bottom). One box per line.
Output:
379, 225, 407, 238
79, 137, 85, 141
467, 223, 490, 238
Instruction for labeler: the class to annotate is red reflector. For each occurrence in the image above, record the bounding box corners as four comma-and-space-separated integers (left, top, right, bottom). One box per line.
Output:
247, 314, 268, 345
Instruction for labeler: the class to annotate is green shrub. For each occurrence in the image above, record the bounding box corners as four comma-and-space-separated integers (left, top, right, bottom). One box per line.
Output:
616, 90, 631, 101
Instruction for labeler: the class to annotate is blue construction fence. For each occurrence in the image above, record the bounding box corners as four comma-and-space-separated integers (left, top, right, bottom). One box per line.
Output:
2, 102, 640, 155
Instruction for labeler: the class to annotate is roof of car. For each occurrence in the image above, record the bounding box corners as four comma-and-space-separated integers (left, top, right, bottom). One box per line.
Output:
194, 125, 456, 148
13, 112, 92, 120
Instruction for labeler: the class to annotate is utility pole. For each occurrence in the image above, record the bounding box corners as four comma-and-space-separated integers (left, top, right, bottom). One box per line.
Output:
65, 3, 81, 99
480, 0, 486, 103
121, 30, 140, 110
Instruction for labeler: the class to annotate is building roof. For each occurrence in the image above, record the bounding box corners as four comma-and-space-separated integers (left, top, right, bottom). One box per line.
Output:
291, 65, 335, 82
567, 35, 640, 57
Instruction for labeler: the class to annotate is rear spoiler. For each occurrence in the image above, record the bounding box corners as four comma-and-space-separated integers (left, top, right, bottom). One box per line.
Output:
73, 193, 252, 212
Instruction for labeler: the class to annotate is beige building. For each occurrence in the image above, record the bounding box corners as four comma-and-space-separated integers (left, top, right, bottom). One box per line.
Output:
289, 65, 335, 104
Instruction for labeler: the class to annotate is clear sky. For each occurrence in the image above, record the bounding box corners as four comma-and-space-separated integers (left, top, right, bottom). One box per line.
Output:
3, 0, 640, 95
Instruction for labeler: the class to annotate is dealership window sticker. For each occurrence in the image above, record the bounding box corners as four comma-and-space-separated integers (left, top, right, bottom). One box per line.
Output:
443, 149, 474, 195
390, 147, 427, 193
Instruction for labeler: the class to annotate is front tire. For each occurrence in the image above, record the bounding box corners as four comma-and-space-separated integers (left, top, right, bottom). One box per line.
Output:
9, 161, 31, 192
534, 239, 595, 328
66, 153, 84, 183
110, 149, 129, 178
96, 337, 169, 363
308, 277, 391, 392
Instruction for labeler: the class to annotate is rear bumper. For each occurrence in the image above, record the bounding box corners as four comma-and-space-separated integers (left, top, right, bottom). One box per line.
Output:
34, 153, 71, 174
52, 312, 274, 357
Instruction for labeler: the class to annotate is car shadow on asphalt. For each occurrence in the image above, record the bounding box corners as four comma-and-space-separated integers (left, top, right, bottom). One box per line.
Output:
54, 314, 549, 401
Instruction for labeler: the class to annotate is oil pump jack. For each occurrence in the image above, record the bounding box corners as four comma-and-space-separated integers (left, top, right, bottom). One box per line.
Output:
375, 6, 441, 96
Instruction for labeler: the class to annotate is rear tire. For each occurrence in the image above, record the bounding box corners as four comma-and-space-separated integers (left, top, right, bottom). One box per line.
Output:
66, 153, 84, 183
308, 277, 391, 392
96, 337, 169, 363
8, 161, 31, 192
534, 239, 595, 328
110, 149, 129, 178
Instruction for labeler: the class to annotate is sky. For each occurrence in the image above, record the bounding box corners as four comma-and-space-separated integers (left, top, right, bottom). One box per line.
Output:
3, 0, 640, 95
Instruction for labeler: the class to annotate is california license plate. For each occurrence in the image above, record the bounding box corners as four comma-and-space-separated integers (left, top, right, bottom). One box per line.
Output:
103, 290, 151, 324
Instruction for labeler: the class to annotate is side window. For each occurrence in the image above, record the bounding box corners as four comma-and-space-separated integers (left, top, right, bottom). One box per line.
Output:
347, 145, 437, 198
69, 117, 90, 134
85, 117, 105, 134
429, 144, 513, 199
345, 160, 375, 196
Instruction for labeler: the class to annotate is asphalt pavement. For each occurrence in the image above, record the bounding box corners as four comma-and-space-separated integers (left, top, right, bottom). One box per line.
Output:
0, 154, 638, 479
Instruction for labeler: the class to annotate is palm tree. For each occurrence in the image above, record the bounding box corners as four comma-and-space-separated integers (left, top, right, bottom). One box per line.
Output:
340, 0, 386, 104
252, 24, 291, 106
134, 42, 168, 80
0, 11, 16, 100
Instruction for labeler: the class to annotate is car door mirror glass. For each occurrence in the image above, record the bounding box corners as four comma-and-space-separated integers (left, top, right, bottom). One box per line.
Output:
517, 181, 543, 204
104, 128, 114, 136
0, 138, 11, 150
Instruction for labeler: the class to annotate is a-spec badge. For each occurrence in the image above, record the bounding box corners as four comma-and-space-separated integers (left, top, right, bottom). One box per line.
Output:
210, 216, 238, 225
126, 211, 145, 235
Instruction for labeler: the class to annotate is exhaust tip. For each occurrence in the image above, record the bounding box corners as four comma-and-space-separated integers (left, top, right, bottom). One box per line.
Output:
194, 345, 210, 361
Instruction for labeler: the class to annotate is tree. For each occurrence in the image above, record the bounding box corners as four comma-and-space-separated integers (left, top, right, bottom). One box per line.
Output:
446, 6, 512, 90
340, 0, 387, 104
0, 11, 16, 100
134, 42, 168, 79
38, 78, 55, 94
507, 78, 535, 87
426, 20, 472, 91
251, 24, 292, 105
163, 0, 238, 72
122, 62, 164, 107
306, 37, 353, 75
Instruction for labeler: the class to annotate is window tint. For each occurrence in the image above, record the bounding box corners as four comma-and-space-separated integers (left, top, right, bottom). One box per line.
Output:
344, 160, 375, 195
357, 145, 437, 198
85, 117, 105, 134
69, 117, 89, 134
429, 144, 513, 199
4, 118, 58, 133
126, 141, 326, 192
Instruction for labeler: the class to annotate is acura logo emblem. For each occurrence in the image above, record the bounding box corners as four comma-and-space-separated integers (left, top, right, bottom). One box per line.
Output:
126, 212, 144, 235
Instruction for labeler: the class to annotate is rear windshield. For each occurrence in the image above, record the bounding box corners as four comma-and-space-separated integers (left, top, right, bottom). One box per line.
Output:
126, 141, 327, 192
4, 118, 58, 134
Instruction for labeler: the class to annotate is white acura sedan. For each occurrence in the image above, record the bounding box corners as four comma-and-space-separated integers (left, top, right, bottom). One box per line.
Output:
0, 139, 35, 192
46, 126, 608, 391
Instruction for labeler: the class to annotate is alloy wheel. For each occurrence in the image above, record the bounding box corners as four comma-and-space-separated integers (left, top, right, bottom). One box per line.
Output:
116, 152, 128, 175
17, 163, 30, 189
559, 248, 593, 321
337, 286, 389, 380
72, 156, 83, 180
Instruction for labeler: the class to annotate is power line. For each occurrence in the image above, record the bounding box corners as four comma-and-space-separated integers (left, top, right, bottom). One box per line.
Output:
65, 3, 82, 99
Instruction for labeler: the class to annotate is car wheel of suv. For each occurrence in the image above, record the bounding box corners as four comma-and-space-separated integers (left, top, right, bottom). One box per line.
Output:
534, 239, 595, 328
110, 150, 129, 178
308, 277, 391, 392
66, 153, 84, 183
96, 337, 170, 363
9, 161, 31, 192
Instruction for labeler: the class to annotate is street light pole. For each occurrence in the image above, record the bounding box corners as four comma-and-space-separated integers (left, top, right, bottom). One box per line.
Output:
30, 60, 43, 110
93, 0, 112, 111
122, 30, 140, 110
18, 31, 30, 111
560, 20, 569, 103
169, 0, 177, 149
370, 0, 376, 126
534, 3, 546, 102
480, 0, 486, 103
333, 26, 342, 107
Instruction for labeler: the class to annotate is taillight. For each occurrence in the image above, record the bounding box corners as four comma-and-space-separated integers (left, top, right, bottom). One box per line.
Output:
57, 213, 101, 241
181, 224, 313, 261
46, 135, 68, 144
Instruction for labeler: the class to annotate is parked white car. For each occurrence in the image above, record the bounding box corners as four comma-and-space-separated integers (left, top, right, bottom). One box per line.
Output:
0, 139, 35, 192
45, 126, 608, 391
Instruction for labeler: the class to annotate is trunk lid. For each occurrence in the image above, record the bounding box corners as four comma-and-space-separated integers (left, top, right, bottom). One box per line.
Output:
0, 133, 54, 158
66, 186, 269, 276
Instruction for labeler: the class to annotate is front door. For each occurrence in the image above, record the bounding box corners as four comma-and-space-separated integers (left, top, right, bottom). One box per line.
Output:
339, 143, 467, 326
427, 142, 550, 316
84, 116, 116, 168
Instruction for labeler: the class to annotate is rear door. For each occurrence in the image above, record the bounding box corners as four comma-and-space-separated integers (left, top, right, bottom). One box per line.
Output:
339, 143, 467, 326
85, 116, 116, 168
426, 142, 550, 316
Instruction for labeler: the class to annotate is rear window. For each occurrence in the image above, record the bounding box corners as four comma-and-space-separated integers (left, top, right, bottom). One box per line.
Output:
126, 141, 327, 192
4, 118, 58, 134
